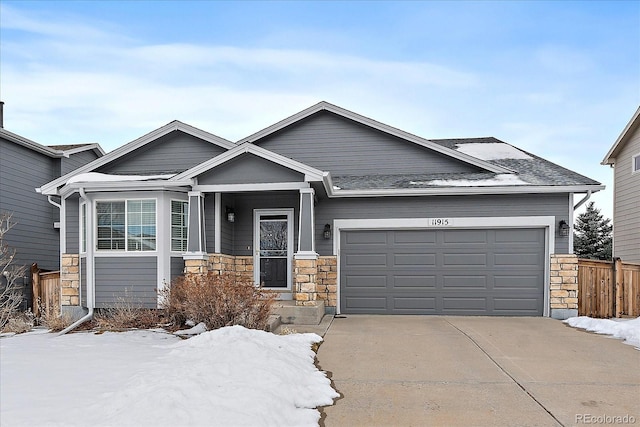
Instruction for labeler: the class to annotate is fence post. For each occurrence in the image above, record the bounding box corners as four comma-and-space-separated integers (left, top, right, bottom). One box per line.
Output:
614, 258, 623, 318
30, 263, 40, 316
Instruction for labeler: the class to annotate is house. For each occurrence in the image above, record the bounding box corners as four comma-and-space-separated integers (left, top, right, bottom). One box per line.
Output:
0, 103, 104, 306
601, 106, 640, 264
38, 102, 604, 320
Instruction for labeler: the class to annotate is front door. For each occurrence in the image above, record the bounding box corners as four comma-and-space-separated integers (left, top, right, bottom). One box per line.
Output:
254, 209, 293, 294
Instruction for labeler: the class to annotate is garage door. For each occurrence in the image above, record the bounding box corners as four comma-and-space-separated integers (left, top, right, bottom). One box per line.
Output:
340, 228, 545, 316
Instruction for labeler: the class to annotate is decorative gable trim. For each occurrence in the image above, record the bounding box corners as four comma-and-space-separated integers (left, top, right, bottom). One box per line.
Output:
237, 101, 512, 174
602, 105, 640, 165
38, 120, 235, 195
172, 143, 327, 183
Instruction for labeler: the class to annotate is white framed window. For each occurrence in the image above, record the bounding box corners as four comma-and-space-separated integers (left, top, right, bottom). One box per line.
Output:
633, 153, 640, 174
80, 202, 87, 253
171, 200, 189, 252
96, 199, 156, 251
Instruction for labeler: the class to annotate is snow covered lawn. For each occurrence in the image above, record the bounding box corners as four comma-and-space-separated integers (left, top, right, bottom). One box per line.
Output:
564, 316, 640, 349
0, 326, 339, 427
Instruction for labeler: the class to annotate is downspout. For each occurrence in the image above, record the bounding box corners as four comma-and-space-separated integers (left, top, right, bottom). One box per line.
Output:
58, 188, 93, 335
573, 190, 592, 211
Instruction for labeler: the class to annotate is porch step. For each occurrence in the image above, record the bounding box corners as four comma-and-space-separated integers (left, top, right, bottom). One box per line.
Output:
266, 314, 282, 332
271, 300, 325, 325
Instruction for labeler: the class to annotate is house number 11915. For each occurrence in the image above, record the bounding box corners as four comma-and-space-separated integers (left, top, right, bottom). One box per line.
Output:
429, 218, 451, 226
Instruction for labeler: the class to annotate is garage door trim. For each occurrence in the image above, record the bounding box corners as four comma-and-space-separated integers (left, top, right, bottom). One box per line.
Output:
333, 216, 555, 316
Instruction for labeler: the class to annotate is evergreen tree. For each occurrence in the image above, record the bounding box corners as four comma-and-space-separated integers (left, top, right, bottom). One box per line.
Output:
573, 202, 612, 260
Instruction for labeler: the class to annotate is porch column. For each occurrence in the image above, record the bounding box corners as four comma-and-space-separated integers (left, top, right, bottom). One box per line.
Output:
294, 188, 318, 305
184, 191, 208, 273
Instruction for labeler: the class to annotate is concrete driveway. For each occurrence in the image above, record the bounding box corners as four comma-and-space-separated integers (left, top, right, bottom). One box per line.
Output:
316, 316, 639, 427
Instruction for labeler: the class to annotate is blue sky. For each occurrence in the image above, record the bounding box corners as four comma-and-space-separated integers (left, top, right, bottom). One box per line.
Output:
1, 1, 639, 220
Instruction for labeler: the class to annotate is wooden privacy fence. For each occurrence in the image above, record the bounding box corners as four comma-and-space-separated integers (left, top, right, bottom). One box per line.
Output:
31, 264, 60, 317
578, 258, 640, 318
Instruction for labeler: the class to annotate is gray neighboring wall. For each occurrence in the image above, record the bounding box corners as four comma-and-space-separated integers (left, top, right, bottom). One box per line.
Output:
0, 137, 58, 271
256, 111, 481, 176
605, 118, 640, 263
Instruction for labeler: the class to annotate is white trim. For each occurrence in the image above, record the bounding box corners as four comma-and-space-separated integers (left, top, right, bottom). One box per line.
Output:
80, 201, 87, 254
297, 188, 316, 253
194, 182, 310, 193
60, 195, 67, 254
294, 251, 319, 260
568, 193, 574, 254
602, 105, 640, 165
327, 185, 605, 198
182, 253, 209, 260
632, 152, 640, 174
214, 193, 222, 253
253, 209, 294, 291
332, 216, 555, 317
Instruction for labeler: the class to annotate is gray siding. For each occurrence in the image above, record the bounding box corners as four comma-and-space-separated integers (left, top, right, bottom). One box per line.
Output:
204, 194, 217, 253
197, 154, 304, 185
61, 150, 101, 175
315, 193, 570, 255
97, 131, 227, 175
170, 257, 184, 281
65, 195, 80, 253
231, 192, 299, 256
612, 127, 640, 263
94, 257, 158, 308
219, 193, 234, 254
256, 111, 482, 176
80, 257, 86, 307
0, 138, 60, 271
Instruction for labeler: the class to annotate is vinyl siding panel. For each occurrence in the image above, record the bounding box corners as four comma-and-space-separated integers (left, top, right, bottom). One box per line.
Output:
204, 193, 217, 253
97, 131, 227, 175
94, 257, 158, 308
612, 127, 640, 262
198, 154, 304, 185
315, 193, 570, 256
256, 111, 482, 176
170, 257, 184, 281
61, 150, 101, 175
219, 193, 234, 254
65, 195, 80, 253
80, 257, 87, 307
0, 139, 60, 270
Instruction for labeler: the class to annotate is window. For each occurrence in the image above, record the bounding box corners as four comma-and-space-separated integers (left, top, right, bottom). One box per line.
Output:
96, 200, 156, 251
81, 203, 87, 253
171, 200, 188, 252
633, 154, 640, 173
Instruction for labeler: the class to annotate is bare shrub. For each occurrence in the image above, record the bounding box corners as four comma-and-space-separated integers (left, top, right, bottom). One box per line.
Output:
94, 292, 162, 331
162, 272, 276, 330
2, 310, 34, 334
37, 300, 74, 332
0, 212, 27, 331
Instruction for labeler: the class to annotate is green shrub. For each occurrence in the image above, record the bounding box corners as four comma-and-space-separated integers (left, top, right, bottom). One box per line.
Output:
163, 273, 275, 331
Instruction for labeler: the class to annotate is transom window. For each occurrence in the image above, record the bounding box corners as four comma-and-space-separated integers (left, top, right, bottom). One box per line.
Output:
171, 200, 188, 252
96, 200, 156, 251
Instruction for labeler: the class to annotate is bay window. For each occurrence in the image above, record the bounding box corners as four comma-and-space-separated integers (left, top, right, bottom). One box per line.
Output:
96, 200, 156, 251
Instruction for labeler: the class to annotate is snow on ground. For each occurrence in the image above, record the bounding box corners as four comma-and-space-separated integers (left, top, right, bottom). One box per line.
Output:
0, 326, 338, 427
455, 142, 533, 160
564, 316, 640, 349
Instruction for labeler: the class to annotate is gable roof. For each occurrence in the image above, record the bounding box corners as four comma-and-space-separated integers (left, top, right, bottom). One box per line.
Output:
172, 142, 326, 183
237, 101, 512, 175
602, 105, 640, 165
1, 128, 104, 158
38, 120, 235, 195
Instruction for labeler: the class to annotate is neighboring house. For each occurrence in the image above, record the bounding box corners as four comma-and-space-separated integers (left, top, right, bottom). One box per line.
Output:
38, 102, 603, 320
602, 106, 640, 264
0, 116, 104, 304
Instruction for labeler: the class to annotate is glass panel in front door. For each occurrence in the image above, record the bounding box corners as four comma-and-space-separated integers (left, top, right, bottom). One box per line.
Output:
259, 218, 288, 288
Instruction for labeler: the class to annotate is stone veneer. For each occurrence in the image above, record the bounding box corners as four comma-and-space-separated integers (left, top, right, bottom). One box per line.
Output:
293, 257, 318, 306
316, 256, 337, 308
550, 254, 578, 319
60, 254, 80, 306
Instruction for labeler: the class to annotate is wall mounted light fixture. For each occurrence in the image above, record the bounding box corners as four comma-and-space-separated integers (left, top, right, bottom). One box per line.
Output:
226, 207, 235, 223
558, 220, 570, 237
323, 224, 331, 240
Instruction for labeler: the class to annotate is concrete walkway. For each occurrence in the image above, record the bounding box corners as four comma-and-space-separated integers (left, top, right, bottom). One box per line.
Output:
316, 316, 640, 427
